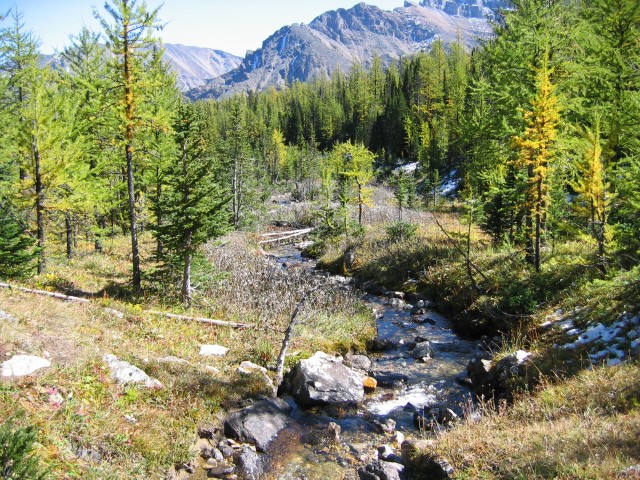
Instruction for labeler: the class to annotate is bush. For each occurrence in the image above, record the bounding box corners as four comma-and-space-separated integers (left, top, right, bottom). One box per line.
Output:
385, 221, 418, 242
0, 419, 47, 480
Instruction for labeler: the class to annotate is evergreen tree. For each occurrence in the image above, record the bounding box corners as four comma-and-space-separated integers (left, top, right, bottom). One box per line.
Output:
152, 103, 229, 306
0, 207, 39, 279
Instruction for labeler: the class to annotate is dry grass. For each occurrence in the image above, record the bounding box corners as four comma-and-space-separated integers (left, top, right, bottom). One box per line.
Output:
413, 363, 640, 479
0, 230, 375, 479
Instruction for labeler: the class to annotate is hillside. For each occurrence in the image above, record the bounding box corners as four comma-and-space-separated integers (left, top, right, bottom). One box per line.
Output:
188, 2, 492, 100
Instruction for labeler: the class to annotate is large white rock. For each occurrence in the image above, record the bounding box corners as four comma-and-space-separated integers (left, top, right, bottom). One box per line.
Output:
199, 344, 229, 357
2, 355, 51, 377
103, 354, 163, 388
289, 351, 364, 407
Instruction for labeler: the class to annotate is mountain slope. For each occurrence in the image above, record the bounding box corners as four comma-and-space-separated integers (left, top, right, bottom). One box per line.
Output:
162, 44, 242, 91
188, 2, 492, 100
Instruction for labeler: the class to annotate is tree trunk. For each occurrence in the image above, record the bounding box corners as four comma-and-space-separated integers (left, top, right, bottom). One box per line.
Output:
33, 135, 45, 274
124, 20, 141, 291
182, 246, 192, 307
66, 212, 73, 259
156, 171, 163, 257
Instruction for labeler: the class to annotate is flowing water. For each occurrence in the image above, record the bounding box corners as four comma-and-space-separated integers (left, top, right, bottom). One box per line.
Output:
259, 245, 481, 479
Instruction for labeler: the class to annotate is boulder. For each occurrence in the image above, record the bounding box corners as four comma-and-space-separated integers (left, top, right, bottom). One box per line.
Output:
494, 350, 532, 385
466, 357, 494, 397
288, 351, 365, 407
223, 398, 291, 452
411, 341, 435, 361
235, 446, 263, 480
358, 460, 406, 480
103, 354, 163, 388
1, 355, 50, 377
373, 371, 408, 387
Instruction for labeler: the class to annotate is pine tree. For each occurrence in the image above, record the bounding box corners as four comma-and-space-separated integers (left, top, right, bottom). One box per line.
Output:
152, 103, 229, 306
0, 207, 39, 279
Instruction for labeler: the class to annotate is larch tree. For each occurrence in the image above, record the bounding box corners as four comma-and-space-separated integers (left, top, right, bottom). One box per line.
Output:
513, 53, 560, 272
95, 0, 163, 291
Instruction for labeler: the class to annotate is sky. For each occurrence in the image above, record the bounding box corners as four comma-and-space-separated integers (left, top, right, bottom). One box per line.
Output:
2, 0, 405, 57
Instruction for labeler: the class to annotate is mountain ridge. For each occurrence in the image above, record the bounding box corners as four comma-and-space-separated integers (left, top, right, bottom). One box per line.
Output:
187, 2, 494, 100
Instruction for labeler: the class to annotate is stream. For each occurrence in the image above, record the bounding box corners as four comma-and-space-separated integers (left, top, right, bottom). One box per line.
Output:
259, 244, 481, 479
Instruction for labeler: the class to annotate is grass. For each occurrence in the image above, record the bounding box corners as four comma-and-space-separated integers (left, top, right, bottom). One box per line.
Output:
0, 230, 375, 479
409, 362, 640, 479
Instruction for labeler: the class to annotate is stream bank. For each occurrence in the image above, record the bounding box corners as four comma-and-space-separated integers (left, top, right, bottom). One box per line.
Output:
176, 243, 483, 480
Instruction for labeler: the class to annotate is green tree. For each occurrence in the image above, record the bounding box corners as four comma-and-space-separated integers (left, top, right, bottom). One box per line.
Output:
152, 103, 229, 306
95, 0, 163, 291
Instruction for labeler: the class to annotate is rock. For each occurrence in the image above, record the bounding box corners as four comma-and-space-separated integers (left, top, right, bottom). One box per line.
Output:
389, 291, 405, 300
200, 345, 229, 357
466, 357, 494, 396
197, 425, 219, 440
411, 341, 435, 361
373, 372, 408, 388
386, 298, 405, 308
360, 281, 386, 295
207, 462, 235, 477
157, 356, 189, 364
370, 418, 396, 434
401, 440, 453, 479
327, 421, 342, 443
368, 338, 397, 352
235, 445, 263, 480
102, 354, 163, 388
236, 361, 274, 393
364, 376, 378, 392
492, 350, 532, 395
358, 459, 406, 480
414, 405, 458, 430
391, 432, 404, 448
288, 351, 364, 406
377, 445, 395, 461
617, 465, 640, 478
0, 310, 18, 322
1, 355, 50, 377
345, 354, 372, 372
223, 398, 291, 452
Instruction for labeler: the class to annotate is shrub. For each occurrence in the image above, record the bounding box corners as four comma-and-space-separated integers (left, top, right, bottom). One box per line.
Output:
385, 221, 418, 242
0, 419, 47, 480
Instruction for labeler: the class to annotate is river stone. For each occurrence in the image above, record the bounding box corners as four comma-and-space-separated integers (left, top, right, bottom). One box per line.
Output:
364, 376, 378, 392
102, 354, 163, 388
1, 355, 50, 377
372, 371, 408, 387
235, 446, 263, 480
289, 351, 364, 406
368, 338, 397, 352
357, 459, 406, 480
223, 398, 291, 452
411, 341, 435, 361
345, 354, 372, 372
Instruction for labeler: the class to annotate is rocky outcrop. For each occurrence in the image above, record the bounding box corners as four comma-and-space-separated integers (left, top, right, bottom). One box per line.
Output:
223, 398, 292, 452
188, 2, 492, 100
285, 351, 365, 406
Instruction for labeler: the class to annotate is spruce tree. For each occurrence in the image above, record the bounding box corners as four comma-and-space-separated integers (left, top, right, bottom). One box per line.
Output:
152, 103, 229, 306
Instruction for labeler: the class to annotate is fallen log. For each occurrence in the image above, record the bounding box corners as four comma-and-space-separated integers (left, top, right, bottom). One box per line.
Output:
258, 228, 314, 244
258, 227, 314, 238
145, 310, 251, 329
0, 282, 91, 303
0, 281, 249, 329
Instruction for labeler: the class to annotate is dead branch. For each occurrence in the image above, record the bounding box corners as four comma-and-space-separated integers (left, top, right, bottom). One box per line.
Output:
258, 228, 314, 244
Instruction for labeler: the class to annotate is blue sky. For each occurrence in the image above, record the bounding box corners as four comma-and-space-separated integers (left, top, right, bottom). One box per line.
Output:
2, 0, 405, 56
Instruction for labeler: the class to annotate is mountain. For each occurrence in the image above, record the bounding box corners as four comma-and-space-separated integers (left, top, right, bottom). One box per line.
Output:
43, 44, 241, 92
187, 2, 493, 100
161, 44, 242, 91
419, 0, 510, 20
